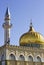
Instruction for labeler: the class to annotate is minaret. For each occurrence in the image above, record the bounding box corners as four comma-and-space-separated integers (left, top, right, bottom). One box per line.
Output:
3, 7, 12, 45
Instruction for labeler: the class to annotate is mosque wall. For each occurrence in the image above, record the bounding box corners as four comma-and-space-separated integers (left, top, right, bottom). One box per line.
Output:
5, 45, 44, 62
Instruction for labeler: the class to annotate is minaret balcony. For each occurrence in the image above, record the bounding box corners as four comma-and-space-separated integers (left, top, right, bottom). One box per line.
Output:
5, 16, 10, 20
3, 23, 12, 29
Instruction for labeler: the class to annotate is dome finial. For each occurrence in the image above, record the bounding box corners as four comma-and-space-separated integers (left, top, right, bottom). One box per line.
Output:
29, 19, 35, 32
30, 19, 33, 27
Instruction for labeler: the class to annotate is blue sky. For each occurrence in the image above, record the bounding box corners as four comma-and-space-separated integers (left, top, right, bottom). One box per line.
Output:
0, 0, 44, 46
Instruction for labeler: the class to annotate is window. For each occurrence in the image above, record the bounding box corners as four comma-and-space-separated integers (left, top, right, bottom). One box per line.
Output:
19, 55, 25, 61
1, 54, 4, 61
9, 54, 16, 60
28, 56, 33, 61
1, 54, 5, 65
37, 56, 41, 62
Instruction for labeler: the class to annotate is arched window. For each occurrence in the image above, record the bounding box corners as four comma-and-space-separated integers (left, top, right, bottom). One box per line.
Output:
1, 54, 4, 61
9, 54, 16, 60
1, 54, 5, 65
37, 56, 41, 62
19, 55, 25, 61
28, 56, 33, 61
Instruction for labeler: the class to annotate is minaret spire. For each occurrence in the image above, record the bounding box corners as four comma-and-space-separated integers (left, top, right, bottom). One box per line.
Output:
5, 7, 10, 20
5, 7, 10, 16
3, 7, 12, 45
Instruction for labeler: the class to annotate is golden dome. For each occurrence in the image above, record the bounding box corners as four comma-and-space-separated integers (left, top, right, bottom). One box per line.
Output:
19, 22, 44, 47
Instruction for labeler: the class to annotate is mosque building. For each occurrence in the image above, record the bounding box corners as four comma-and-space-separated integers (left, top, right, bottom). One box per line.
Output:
0, 8, 44, 65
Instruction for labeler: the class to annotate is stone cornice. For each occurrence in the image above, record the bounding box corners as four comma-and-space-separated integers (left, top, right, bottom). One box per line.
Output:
0, 44, 44, 53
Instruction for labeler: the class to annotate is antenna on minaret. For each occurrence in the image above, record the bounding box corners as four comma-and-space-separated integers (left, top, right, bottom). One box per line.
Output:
3, 7, 12, 45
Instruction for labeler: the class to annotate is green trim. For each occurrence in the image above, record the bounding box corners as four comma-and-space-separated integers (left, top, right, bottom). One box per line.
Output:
20, 43, 44, 48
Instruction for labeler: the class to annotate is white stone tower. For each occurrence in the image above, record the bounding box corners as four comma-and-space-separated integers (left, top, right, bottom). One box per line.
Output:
3, 7, 12, 45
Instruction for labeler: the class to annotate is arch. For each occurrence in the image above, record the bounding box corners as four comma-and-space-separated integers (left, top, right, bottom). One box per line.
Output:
19, 55, 25, 61
28, 56, 33, 61
9, 54, 16, 60
37, 56, 41, 62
